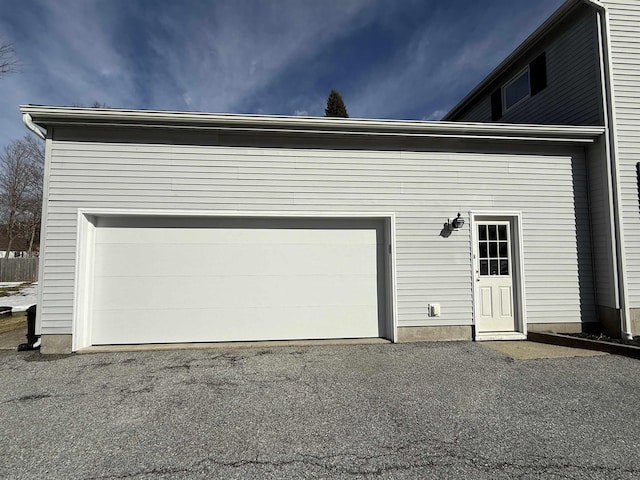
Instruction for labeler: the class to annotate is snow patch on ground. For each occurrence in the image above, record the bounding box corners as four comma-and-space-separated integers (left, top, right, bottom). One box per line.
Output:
0, 283, 38, 312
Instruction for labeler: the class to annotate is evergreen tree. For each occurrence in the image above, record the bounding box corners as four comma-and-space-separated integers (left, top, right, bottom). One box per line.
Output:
324, 89, 349, 118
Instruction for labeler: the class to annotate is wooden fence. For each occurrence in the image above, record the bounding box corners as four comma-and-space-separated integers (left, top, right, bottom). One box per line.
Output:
0, 258, 39, 283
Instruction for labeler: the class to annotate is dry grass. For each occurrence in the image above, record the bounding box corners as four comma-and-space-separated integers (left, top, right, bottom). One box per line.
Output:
0, 312, 26, 334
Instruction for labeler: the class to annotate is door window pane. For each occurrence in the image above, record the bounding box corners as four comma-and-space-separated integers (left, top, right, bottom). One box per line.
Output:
480, 260, 488, 276
499, 241, 508, 258
490, 260, 499, 275
479, 225, 487, 241
488, 225, 497, 241
489, 242, 498, 258
500, 259, 509, 275
498, 225, 507, 240
479, 242, 488, 258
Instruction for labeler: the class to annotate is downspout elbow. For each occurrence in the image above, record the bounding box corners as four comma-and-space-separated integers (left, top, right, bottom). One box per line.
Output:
22, 113, 46, 140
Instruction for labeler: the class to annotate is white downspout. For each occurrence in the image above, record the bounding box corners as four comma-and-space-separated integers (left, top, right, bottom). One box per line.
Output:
584, 0, 633, 339
22, 113, 46, 140
21, 112, 46, 348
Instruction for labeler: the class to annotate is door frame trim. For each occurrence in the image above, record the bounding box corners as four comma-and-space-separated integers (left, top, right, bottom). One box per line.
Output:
73, 208, 398, 351
470, 211, 527, 341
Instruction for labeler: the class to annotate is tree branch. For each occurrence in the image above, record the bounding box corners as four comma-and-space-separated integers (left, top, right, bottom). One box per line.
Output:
0, 42, 19, 76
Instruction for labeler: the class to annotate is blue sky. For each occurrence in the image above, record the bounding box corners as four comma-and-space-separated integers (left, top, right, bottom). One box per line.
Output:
0, 0, 565, 147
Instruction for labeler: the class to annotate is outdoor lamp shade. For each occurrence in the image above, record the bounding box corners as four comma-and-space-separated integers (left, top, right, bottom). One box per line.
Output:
452, 213, 464, 229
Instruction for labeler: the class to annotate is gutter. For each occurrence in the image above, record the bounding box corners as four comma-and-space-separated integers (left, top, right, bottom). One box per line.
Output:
585, 0, 633, 339
19, 105, 603, 143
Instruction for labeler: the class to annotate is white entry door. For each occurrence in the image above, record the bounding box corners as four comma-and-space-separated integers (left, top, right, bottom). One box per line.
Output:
475, 221, 516, 333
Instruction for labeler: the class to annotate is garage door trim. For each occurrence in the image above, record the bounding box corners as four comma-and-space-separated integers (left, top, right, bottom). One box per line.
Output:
73, 209, 398, 351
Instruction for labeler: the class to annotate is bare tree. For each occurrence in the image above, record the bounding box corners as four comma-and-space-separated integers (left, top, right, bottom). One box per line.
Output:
0, 135, 44, 257
20, 137, 44, 254
0, 40, 19, 77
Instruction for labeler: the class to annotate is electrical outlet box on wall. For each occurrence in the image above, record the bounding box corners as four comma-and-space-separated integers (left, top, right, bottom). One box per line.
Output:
428, 303, 441, 317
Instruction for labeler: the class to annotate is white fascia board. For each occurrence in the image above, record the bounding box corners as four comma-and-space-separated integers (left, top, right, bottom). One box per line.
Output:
19, 105, 603, 143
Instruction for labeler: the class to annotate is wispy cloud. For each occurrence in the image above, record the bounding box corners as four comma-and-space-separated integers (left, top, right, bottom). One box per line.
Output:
117, 0, 373, 113
424, 110, 447, 121
346, 0, 566, 120
0, 0, 565, 147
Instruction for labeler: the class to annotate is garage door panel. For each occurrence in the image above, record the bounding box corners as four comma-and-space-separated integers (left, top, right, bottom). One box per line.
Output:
92, 274, 378, 310
94, 242, 379, 277
95, 224, 379, 245
91, 304, 380, 345
88, 216, 386, 345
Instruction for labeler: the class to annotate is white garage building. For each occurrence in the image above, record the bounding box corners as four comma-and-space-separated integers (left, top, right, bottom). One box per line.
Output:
21, 106, 608, 353
18, 0, 640, 353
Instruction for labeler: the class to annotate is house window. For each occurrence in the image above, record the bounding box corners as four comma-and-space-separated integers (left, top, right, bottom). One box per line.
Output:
503, 68, 530, 111
490, 52, 547, 121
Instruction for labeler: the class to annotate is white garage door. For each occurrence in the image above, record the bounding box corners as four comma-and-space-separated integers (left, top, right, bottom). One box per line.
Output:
89, 216, 386, 345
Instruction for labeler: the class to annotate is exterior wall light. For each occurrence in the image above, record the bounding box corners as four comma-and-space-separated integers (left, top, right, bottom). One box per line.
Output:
445, 213, 465, 232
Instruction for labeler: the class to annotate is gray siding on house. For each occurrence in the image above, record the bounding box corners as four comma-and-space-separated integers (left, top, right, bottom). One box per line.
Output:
604, 0, 640, 309
450, 5, 604, 126
586, 141, 617, 308
458, 96, 491, 124
39, 131, 596, 335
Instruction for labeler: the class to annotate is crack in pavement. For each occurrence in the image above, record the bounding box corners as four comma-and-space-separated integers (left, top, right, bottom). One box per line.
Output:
84, 445, 640, 479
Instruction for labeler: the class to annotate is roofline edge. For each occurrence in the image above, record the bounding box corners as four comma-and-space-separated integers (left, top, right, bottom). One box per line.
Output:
19, 105, 604, 143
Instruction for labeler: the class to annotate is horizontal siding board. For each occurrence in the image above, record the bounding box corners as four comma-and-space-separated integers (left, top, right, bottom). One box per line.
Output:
47, 172, 580, 184
41, 326, 75, 335
45, 187, 584, 200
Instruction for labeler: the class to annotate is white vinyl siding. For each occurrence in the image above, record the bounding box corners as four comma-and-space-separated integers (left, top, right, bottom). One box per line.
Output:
603, 0, 640, 309
450, 5, 603, 126
39, 136, 596, 335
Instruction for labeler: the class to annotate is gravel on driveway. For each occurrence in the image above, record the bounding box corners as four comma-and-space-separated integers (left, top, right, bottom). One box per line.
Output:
1, 342, 639, 479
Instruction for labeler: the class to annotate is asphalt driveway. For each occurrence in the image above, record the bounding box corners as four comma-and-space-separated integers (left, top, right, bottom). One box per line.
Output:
1, 342, 639, 479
